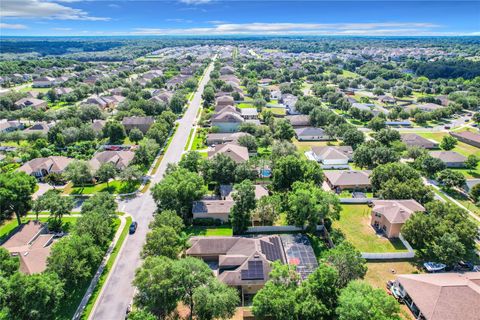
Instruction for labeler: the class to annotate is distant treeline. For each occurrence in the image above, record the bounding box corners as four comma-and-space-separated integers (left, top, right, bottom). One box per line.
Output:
409, 59, 480, 79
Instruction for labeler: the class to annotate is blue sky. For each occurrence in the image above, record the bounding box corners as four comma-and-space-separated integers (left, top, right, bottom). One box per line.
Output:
0, 1, 479, 36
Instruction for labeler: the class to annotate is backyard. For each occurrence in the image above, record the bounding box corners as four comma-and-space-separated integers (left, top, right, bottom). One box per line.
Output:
186, 225, 233, 237
292, 139, 339, 154
333, 205, 408, 253
63, 180, 141, 195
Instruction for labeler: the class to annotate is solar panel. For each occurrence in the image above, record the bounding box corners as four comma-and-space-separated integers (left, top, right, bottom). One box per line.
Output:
260, 238, 283, 262
241, 260, 264, 280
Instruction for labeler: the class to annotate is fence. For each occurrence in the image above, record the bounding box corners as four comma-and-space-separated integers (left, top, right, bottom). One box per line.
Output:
246, 225, 324, 234
361, 234, 415, 260
339, 198, 376, 204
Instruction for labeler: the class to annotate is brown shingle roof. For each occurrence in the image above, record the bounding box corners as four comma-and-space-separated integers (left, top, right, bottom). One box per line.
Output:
372, 200, 425, 224
208, 143, 249, 163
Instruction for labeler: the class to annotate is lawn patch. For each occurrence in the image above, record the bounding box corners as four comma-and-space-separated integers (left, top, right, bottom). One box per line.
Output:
333, 205, 408, 253
67, 180, 141, 195
364, 260, 422, 289
186, 225, 233, 237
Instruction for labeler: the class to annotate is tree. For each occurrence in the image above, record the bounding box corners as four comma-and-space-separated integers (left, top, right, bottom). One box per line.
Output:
0, 247, 19, 277
270, 140, 297, 161
47, 234, 103, 286
470, 183, 480, 204
230, 180, 256, 234
202, 154, 237, 185
127, 310, 157, 320
133, 139, 160, 167
272, 155, 323, 191
4, 272, 64, 320
440, 135, 457, 150
273, 119, 295, 140
202, 86, 215, 106
336, 281, 401, 320
237, 134, 258, 152
133, 256, 180, 318
192, 279, 240, 320
254, 195, 280, 226
466, 154, 479, 172
35, 190, 74, 231
128, 128, 144, 144
143, 226, 184, 259
78, 104, 103, 122
287, 182, 341, 232
377, 178, 434, 204
179, 151, 202, 173
371, 162, 421, 191
146, 122, 169, 145
151, 167, 205, 220
414, 155, 446, 177
367, 116, 386, 131
342, 128, 365, 149
353, 141, 399, 169
0, 172, 37, 225
252, 262, 299, 320
81, 192, 117, 216
150, 209, 185, 233
372, 128, 400, 146
402, 201, 477, 265
295, 264, 340, 320
64, 160, 93, 186
95, 162, 117, 187
324, 242, 367, 288
170, 93, 187, 113
120, 165, 143, 186
103, 120, 126, 144
437, 169, 466, 190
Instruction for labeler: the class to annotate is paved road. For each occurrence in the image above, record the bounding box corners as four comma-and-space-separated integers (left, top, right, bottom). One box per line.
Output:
89, 59, 215, 320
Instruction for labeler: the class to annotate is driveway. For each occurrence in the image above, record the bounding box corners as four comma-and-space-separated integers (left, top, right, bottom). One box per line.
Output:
88, 58, 216, 320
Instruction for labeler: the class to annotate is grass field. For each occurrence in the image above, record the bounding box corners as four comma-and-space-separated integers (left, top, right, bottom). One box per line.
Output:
264, 106, 286, 116
333, 205, 408, 253
364, 260, 422, 289
65, 180, 141, 195
237, 102, 254, 109
192, 128, 207, 150
185, 128, 195, 150
292, 139, 338, 154
18, 85, 50, 93
186, 225, 233, 237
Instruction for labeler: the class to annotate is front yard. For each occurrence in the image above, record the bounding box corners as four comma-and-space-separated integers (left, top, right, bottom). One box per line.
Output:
63, 180, 141, 195
333, 205, 408, 253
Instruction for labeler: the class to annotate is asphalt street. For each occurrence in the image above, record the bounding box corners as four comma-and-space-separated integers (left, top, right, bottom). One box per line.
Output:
89, 59, 215, 320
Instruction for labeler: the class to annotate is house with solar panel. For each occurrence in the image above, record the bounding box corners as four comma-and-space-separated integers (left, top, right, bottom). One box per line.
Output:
186, 234, 318, 304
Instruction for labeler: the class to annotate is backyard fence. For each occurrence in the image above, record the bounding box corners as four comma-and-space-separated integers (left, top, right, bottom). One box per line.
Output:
361, 234, 415, 260
246, 225, 324, 234
339, 198, 376, 204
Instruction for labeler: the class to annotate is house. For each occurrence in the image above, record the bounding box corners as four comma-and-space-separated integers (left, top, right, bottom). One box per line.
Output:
294, 127, 330, 141
91, 119, 106, 133
370, 200, 425, 238
464, 179, 480, 192
220, 184, 269, 201
393, 272, 480, 320
17, 156, 73, 178
150, 90, 173, 104
220, 66, 235, 75
324, 170, 371, 191
216, 95, 235, 108
211, 111, 244, 133
32, 76, 56, 88
430, 151, 467, 168
122, 116, 154, 134
101, 95, 126, 108
23, 122, 51, 135
85, 95, 108, 109
0, 119, 23, 133
351, 103, 389, 116
186, 236, 286, 300
285, 115, 310, 128
311, 146, 353, 168
54, 87, 73, 96
401, 133, 439, 149
14, 98, 47, 110
270, 89, 281, 100
1, 221, 54, 274
377, 95, 396, 104
89, 150, 135, 171
239, 108, 258, 120
208, 143, 249, 163
258, 78, 272, 86
385, 120, 412, 127
281, 94, 299, 115
206, 132, 253, 146
450, 131, 480, 148
192, 200, 234, 222
417, 103, 444, 112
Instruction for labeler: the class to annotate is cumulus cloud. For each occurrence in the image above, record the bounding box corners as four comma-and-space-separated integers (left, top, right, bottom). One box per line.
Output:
132, 21, 444, 36
0, 0, 110, 21
0, 23, 28, 29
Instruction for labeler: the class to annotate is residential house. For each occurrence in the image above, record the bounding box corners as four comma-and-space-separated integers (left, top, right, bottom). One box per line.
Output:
23, 122, 51, 135
239, 108, 259, 120
294, 127, 330, 141
208, 143, 249, 163
32, 76, 56, 88
1, 221, 54, 274
122, 116, 154, 134
17, 156, 73, 178
101, 95, 126, 108
0, 119, 23, 133
211, 110, 244, 133
285, 115, 311, 128
324, 170, 371, 191
192, 200, 235, 222
377, 95, 396, 104
450, 131, 480, 148
206, 132, 253, 146
220, 66, 235, 75
186, 236, 286, 301
150, 90, 173, 104
351, 103, 389, 116
393, 272, 480, 320
14, 98, 47, 110
311, 146, 353, 168
464, 179, 480, 192
370, 200, 425, 238
281, 94, 299, 115
54, 87, 73, 96
401, 133, 439, 149
220, 184, 269, 201
85, 95, 108, 109
89, 150, 135, 171
91, 119, 106, 133
216, 95, 235, 109
417, 103, 444, 112
430, 151, 467, 168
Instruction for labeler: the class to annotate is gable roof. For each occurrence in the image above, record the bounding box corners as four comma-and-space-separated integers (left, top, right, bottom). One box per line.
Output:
430, 151, 467, 163
294, 127, 326, 137
311, 146, 353, 161
18, 156, 73, 175
211, 111, 244, 123
324, 170, 371, 187
401, 133, 438, 148
89, 150, 135, 171
208, 143, 249, 163
450, 131, 480, 145
372, 200, 425, 224
397, 272, 480, 320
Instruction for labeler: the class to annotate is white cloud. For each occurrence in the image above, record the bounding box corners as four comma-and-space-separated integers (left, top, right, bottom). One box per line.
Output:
0, 0, 110, 21
0, 23, 28, 29
132, 21, 444, 36
179, 0, 212, 4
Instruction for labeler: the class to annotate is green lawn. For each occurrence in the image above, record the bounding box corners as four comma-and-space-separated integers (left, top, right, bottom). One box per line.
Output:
292, 139, 338, 154
333, 205, 408, 253
18, 85, 50, 93
185, 128, 195, 151
192, 128, 207, 150
80, 216, 131, 319
342, 70, 359, 78
263, 106, 285, 116
66, 180, 141, 195
186, 225, 233, 237
237, 102, 254, 109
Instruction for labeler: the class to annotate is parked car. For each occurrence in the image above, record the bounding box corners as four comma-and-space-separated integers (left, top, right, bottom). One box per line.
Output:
129, 221, 138, 234
444, 126, 451, 129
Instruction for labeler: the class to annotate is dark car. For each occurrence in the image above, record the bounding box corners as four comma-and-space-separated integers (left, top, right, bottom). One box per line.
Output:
444, 126, 451, 129
129, 221, 138, 234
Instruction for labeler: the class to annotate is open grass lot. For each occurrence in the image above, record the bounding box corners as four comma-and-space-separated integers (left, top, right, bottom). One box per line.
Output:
443, 188, 480, 217
64, 180, 141, 195
264, 106, 286, 116
237, 102, 254, 109
18, 84, 50, 93
341, 70, 359, 78
364, 260, 422, 289
292, 138, 338, 154
333, 205, 408, 253
186, 225, 233, 237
